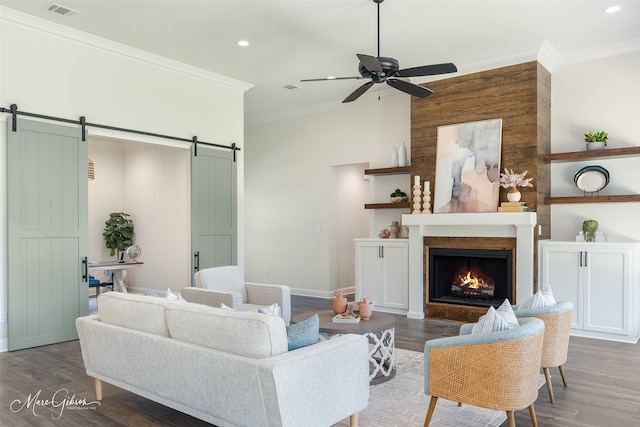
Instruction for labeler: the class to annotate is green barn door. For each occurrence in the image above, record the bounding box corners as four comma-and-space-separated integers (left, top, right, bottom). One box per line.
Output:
7, 119, 88, 351
191, 146, 237, 276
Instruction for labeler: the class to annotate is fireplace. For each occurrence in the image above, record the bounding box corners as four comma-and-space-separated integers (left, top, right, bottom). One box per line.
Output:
429, 248, 513, 308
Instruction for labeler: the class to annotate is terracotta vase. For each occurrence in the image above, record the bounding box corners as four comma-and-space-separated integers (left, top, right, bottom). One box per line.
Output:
507, 187, 521, 202
359, 298, 373, 320
333, 290, 347, 314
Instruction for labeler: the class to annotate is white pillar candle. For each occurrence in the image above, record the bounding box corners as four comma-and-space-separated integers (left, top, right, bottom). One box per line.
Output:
424, 181, 430, 192
414, 175, 420, 186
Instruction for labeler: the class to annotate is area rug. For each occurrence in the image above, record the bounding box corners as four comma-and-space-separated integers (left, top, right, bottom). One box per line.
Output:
332, 348, 542, 427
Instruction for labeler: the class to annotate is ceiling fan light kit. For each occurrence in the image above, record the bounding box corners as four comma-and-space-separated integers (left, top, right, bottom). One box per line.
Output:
301, 0, 457, 103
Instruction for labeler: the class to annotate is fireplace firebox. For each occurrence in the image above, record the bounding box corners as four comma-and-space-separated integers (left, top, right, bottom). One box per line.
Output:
429, 248, 513, 308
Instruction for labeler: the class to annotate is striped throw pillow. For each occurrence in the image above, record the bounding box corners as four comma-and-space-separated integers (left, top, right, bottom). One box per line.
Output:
471, 306, 510, 334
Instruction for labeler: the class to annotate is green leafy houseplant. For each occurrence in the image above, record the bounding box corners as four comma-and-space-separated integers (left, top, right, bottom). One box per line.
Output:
584, 131, 608, 145
103, 212, 134, 258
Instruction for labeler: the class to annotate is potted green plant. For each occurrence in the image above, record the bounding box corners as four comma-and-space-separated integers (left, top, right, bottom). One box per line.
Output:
584, 131, 608, 151
103, 212, 134, 261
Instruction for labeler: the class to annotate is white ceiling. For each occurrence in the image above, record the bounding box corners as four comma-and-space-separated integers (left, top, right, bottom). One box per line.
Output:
2, 0, 639, 125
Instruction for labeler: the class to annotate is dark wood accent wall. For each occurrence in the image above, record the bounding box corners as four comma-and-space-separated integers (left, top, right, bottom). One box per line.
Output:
411, 61, 551, 222
410, 61, 551, 318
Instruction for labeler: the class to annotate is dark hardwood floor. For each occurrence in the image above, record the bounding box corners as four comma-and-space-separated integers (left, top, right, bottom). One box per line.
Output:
1, 295, 638, 426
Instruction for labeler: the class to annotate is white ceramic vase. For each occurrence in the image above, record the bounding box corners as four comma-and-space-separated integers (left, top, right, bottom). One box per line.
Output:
507, 187, 522, 202
391, 147, 399, 167
398, 142, 407, 167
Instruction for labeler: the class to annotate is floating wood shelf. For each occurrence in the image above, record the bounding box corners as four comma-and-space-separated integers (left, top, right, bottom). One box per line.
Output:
541, 146, 640, 162
545, 195, 640, 204
364, 166, 411, 176
364, 202, 411, 210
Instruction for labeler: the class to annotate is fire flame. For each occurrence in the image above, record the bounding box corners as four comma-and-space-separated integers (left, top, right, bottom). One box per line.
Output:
459, 271, 483, 289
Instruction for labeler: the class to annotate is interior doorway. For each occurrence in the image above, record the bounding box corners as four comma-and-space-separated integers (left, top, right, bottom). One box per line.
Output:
330, 163, 370, 291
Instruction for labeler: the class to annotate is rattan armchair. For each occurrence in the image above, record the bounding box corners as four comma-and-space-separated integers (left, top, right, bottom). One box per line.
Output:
514, 301, 573, 403
423, 317, 545, 427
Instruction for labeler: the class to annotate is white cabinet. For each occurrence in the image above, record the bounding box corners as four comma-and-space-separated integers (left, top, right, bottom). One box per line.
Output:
538, 241, 639, 343
355, 239, 409, 314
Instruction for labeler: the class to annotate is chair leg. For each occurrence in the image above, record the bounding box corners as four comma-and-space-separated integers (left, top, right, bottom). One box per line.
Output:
506, 411, 515, 427
350, 412, 359, 427
558, 365, 568, 387
94, 378, 103, 401
543, 367, 555, 403
529, 404, 538, 427
424, 396, 438, 427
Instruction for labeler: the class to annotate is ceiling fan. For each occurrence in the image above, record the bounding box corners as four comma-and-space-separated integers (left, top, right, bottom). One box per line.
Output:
301, 0, 457, 103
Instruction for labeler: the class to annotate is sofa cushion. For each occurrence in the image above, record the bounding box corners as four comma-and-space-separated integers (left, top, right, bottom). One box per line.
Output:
286, 314, 319, 350
166, 302, 288, 358
97, 292, 171, 337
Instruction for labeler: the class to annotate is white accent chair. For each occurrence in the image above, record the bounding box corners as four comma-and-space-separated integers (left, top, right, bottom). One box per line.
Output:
181, 266, 291, 325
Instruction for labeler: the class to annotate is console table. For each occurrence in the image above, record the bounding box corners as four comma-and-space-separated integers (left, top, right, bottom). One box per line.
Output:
88, 261, 144, 293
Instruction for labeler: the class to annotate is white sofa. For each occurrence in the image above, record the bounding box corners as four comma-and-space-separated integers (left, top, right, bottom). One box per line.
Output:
76, 292, 369, 427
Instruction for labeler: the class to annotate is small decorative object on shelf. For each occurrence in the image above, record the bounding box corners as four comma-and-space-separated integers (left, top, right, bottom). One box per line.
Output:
398, 142, 407, 167
389, 188, 408, 203
412, 175, 422, 214
359, 298, 374, 320
584, 131, 608, 151
499, 169, 533, 203
498, 201, 528, 212
422, 180, 432, 214
332, 290, 348, 314
391, 147, 399, 167
389, 221, 400, 239
582, 219, 599, 242
378, 228, 390, 238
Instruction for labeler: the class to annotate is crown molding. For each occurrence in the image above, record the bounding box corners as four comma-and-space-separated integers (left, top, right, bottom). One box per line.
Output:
0, 6, 253, 92
553, 38, 640, 67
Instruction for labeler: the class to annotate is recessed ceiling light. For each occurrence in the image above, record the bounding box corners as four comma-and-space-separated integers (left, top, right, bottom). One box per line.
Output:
604, 6, 621, 13
237, 40, 250, 47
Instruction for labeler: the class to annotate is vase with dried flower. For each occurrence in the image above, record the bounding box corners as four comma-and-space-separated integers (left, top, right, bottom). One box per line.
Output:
333, 290, 348, 314
499, 169, 534, 202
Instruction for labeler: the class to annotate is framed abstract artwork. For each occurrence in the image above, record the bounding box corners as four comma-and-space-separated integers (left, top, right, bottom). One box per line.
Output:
433, 118, 502, 213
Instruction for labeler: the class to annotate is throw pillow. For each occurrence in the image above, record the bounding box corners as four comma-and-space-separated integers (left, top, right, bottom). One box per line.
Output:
471, 306, 510, 334
496, 299, 519, 328
258, 303, 281, 317
166, 288, 186, 302
517, 289, 553, 311
541, 286, 557, 305
286, 314, 319, 351
145, 288, 159, 297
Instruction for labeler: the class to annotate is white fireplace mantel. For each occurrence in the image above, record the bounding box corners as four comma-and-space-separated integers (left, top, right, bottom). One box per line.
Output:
401, 212, 538, 319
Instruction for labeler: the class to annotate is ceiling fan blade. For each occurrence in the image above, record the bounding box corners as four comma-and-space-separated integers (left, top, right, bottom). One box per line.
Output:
396, 63, 458, 78
342, 81, 375, 103
357, 54, 383, 74
300, 76, 363, 82
387, 79, 434, 98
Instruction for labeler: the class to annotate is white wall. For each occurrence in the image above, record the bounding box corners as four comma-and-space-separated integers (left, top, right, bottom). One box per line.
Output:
245, 51, 640, 296
0, 13, 248, 350
245, 95, 410, 295
550, 52, 640, 242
